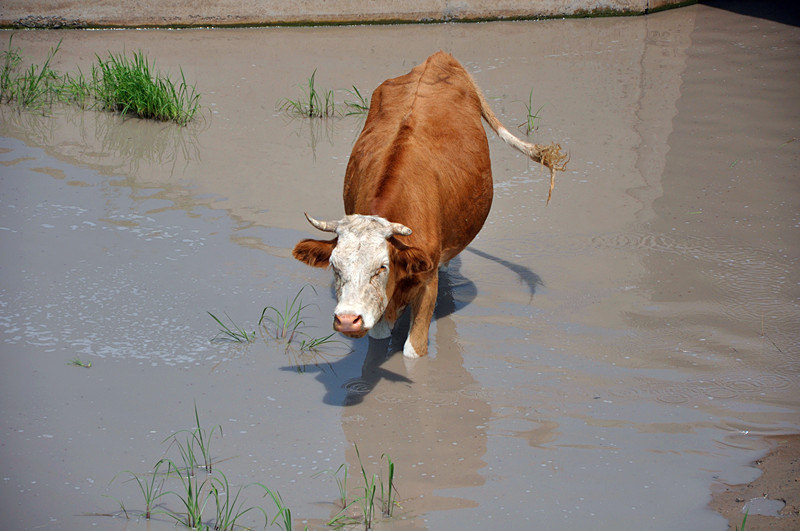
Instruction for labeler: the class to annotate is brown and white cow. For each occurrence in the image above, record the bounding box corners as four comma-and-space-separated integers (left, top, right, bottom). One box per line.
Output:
293, 51, 566, 358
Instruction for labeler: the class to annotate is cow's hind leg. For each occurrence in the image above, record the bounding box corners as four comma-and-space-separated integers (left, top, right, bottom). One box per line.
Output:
403, 273, 438, 358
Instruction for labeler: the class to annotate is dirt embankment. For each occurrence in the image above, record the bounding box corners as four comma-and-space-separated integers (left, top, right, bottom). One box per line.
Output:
2, 0, 691, 28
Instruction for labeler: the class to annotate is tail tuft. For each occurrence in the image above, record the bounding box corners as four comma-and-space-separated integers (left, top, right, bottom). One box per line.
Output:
467, 64, 569, 204
524, 142, 569, 205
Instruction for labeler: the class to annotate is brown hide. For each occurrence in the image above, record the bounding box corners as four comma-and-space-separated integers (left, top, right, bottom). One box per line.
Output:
295, 51, 560, 356
344, 51, 494, 268
294, 52, 566, 355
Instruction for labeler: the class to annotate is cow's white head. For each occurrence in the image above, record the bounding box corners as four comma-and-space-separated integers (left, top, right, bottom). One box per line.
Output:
293, 213, 432, 338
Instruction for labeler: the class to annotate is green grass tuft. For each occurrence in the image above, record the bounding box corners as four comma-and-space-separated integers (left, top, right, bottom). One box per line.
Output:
0, 35, 23, 101
111, 460, 169, 520
325, 443, 400, 529
1, 35, 201, 125
258, 485, 294, 531
298, 332, 339, 352
313, 463, 350, 510
259, 285, 316, 343
67, 357, 92, 368
106, 406, 400, 531
278, 68, 336, 118
0, 36, 62, 108
278, 70, 370, 119
159, 456, 212, 529
163, 402, 223, 474
94, 50, 200, 125
520, 88, 544, 135
343, 85, 370, 116
208, 311, 255, 343
211, 471, 269, 531
381, 452, 397, 517
354, 443, 378, 528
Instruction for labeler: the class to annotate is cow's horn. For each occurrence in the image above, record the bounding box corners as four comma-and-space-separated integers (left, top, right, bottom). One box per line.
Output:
305, 213, 339, 233
389, 222, 412, 236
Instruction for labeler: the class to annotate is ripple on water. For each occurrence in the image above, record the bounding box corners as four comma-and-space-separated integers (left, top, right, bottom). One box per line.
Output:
593, 230, 799, 340
374, 392, 418, 405
0, 139, 280, 366
771, 358, 800, 379
343, 379, 374, 395
609, 371, 798, 407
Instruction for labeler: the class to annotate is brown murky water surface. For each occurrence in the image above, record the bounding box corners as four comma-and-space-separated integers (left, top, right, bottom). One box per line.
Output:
1, 3, 798, 530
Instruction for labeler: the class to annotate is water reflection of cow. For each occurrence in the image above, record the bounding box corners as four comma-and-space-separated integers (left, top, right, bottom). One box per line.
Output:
293, 51, 565, 359
284, 263, 495, 521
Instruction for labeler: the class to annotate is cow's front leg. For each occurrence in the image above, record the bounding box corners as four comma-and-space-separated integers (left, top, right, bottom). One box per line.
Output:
368, 318, 392, 340
370, 298, 403, 340
403, 273, 438, 358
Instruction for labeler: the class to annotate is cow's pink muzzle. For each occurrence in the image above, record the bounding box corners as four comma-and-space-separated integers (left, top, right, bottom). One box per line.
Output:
334, 314, 368, 338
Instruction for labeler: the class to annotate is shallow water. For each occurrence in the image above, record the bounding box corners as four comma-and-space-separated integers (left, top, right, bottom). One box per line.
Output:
1, 3, 798, 530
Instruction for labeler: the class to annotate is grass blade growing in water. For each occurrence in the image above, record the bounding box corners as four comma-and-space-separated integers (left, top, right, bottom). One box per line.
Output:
259, 285, 317, 342
343, 85, 370, 116
278, 69, 336, 118
208, 311, 254, 343
94, 49, 200, 125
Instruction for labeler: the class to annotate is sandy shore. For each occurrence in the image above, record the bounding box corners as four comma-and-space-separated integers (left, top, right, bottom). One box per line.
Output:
711, 435, 800, 530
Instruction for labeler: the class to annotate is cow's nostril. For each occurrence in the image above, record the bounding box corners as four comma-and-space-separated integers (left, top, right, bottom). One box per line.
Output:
334, 313, 363, 332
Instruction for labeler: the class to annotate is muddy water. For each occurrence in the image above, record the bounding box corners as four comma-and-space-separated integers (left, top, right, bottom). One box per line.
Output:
1, 3, 798, 530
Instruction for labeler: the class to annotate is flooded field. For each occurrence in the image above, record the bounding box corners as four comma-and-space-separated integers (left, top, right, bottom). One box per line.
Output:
1, 3, 798, 530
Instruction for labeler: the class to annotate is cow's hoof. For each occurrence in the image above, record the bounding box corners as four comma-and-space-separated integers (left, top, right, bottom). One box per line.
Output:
403, 341, 422, 359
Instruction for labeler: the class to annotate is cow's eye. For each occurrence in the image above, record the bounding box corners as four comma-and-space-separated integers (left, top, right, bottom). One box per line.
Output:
374, 265, 388, 277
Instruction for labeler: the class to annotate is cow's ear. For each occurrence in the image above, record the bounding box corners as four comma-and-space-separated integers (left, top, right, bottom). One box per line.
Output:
292, 238, 337, 268
394, 245, 434, 275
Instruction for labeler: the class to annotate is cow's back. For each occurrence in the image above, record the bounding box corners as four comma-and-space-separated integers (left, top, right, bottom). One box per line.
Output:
343, 51, 493, 264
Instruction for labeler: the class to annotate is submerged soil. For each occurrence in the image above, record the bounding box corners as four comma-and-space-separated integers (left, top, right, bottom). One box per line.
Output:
1, 2, 798, 530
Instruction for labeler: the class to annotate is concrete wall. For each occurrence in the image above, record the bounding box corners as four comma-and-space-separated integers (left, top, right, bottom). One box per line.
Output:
1, 1, 692, 28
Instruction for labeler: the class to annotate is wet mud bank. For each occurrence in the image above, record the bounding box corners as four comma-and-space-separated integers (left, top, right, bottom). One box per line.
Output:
1, 2, 799, 530
2, 0, 691, 28
711, 435, 800, 530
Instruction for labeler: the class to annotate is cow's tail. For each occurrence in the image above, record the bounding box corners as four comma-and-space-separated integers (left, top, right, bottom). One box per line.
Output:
470, 74, 568, 204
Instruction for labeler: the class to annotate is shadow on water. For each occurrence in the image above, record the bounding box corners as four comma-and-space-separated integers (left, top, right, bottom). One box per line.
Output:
701, 0, 800, 26
281, 257, 478, 406
466, 246, 543, 299
281, 247, 542, 405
